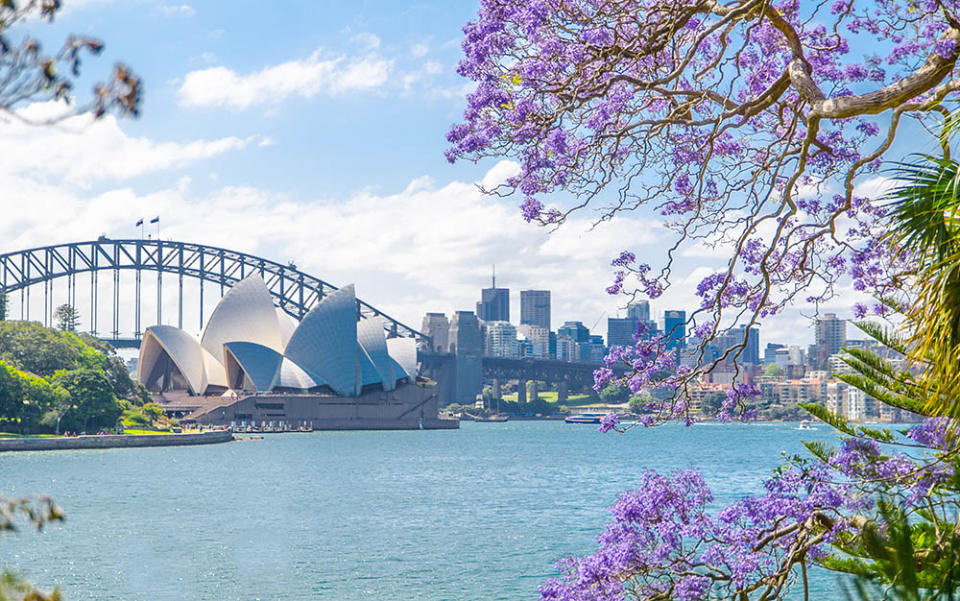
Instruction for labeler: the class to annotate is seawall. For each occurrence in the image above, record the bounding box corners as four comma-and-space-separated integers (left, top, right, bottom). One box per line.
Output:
0, 430, 234, 452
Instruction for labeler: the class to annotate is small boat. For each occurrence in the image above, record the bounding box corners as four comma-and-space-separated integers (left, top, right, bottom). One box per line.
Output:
565, 413, 603, 424
474, 414, 509, 422
795, 421, 817, 431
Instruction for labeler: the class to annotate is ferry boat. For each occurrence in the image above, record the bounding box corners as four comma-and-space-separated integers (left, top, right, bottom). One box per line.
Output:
565, 413, 603, 424
795, 421, 817, 431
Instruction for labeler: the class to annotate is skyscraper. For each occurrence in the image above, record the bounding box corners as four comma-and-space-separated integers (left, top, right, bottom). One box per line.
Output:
518, 324, 550, 358
484, 321, 520, 358
448, 311, 483, 403
815, 313, 846, 356
520, 290, 551, 330
627, 300, 650, 323
663, 310, 686, 351
476, 267, 509, 322
715, 324, 760, 364
607, 317, 636, 348
558, 321, 590, 343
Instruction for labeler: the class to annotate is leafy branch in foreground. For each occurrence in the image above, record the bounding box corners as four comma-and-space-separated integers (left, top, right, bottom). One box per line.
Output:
0, 494, 64, 601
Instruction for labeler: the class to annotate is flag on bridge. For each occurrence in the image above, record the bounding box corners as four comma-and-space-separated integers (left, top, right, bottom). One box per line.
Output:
149, 216, 159, 224
135, 218, 143, 227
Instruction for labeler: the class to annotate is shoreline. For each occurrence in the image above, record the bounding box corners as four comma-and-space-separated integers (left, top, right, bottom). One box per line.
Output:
0, 430, 234, 452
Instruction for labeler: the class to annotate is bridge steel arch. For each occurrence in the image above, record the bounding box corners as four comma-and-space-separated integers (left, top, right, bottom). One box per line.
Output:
0, 238, 425, 343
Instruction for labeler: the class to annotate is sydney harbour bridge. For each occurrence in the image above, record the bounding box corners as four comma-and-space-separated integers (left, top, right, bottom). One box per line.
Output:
0, 238, 603, 404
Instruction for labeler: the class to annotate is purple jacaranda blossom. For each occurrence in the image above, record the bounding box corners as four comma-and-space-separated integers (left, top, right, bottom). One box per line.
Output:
598, 412, 620, 433
541, 415, 960, 601
448, 0, 932, 401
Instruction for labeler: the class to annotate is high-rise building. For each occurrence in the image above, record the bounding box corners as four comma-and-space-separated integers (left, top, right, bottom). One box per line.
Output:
520, 290, 551, 330
518, 324, 550, 358
815, 313, 846, 356
556, 334, 577, 361
626, 300, 650, 323
663, 310, 686, 351
420, 312, 449, 353
579, 334, 606, 363
724, 324, 760, 364
607, 317, 637, 348
448, 311, 483, 403
558, 321, 590, 344
476, 268, 509, 322
764, 343, 785, 364
484, 321, 520, 358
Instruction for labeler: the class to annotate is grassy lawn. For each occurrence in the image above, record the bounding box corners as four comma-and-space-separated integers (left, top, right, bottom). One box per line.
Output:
498, 392, 595, 406
121, 429, 173, 435
0, 432, 60, 438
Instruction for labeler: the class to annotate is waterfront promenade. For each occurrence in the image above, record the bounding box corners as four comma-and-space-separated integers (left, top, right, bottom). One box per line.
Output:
0, 430, 233, 452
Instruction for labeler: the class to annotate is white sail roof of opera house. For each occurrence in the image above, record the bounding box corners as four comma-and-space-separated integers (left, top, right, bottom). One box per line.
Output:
138, 325, 221, 395
284, 285, 361, 397
138, 275, 419, 397
358, 317, 396, 392
223, 341, 283, 392
276, 357, 321, 390
200, 273, 284, 363
276, 308, 298, 348
387, 336, 417, 382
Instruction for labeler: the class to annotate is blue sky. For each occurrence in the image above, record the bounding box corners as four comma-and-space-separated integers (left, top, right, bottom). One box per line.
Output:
1, 0, 907, 348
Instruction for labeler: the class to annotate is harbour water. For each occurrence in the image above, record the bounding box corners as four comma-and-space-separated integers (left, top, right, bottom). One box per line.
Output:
2, 421, 845, 600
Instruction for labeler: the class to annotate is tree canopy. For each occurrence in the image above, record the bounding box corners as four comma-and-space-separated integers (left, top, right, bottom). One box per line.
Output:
0, 321, 145, 433
448, 0, 960, 416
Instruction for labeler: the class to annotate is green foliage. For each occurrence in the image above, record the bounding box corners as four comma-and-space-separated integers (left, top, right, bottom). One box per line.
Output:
53, 304, 79, 332
800, 402, 856, 436
0, 321, 108, 377
700, 391, 727, 413
835, 323, 928, 417
0, 321, 145, 433
599, 383, 630, 404
764, 363, 782, 377
801, 299, 960, 597
0, 361, 69, 434
884, 155, 960, 419
842, 500, 960, 601
51, 369, 120, 432
142, 402, 164, 421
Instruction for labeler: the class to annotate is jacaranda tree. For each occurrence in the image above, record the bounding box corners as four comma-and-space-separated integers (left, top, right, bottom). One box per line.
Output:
447, 0, 960, 418
447, 1, 960, 599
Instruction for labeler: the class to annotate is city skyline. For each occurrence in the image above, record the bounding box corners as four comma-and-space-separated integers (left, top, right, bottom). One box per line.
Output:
420, 276, 858, 365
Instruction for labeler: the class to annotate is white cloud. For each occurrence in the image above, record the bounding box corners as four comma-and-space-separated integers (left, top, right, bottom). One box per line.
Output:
854, 175, 895, 199
350, 32, 381, 50
178, 50, 392, 109
156, 3, 196, 17
480, 160, 521, 190
0, 102, 258, 187
411, 43, 429, 58
0, 160, 665, 339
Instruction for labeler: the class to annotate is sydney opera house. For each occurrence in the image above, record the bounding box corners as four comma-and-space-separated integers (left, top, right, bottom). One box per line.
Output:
137, 274, 455, 429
